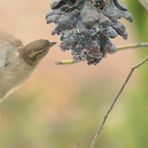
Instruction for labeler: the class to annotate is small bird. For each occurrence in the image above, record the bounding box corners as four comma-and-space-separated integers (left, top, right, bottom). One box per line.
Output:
0, 32, 56, 101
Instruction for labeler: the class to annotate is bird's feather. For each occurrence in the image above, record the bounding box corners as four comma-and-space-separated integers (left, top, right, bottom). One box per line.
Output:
0, 49, 6, 68
0, 31, 21, 69
0, 30, 23, 48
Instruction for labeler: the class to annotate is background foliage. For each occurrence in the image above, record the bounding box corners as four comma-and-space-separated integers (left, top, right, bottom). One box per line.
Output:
125, 1, 148, 148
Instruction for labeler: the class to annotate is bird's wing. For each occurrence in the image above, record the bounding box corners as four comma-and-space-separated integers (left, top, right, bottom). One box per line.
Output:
0, 31, 22, 68
0, 48, 6, 68
0, 30, 23, 48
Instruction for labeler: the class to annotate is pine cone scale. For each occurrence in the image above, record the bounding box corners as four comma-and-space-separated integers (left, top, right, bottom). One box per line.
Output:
46, 0, 133, 65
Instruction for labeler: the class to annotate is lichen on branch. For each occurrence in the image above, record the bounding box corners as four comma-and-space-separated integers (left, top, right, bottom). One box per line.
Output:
46, 0, 133, 65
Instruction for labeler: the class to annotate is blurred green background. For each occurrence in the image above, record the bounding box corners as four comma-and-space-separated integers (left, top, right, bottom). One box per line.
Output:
0, 0, 148, 148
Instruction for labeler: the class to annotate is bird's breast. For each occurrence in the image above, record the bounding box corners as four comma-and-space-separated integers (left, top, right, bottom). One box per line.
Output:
0, 56, 33, 99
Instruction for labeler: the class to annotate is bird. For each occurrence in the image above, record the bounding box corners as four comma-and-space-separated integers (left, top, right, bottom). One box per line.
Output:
0, 31, 56, 101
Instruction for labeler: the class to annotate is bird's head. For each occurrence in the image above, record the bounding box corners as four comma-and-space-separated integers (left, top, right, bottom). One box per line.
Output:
21, 39, 56, 65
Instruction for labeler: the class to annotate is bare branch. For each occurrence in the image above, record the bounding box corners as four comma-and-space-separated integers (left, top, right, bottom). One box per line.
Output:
117, 43, 148, 51
55, 43, 148, 65
55, 59, 81, 65
89, 56, 148, 148
139, 0, 148, 10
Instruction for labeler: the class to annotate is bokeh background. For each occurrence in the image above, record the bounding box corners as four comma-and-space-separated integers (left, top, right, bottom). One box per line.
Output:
0, 0, 148, 148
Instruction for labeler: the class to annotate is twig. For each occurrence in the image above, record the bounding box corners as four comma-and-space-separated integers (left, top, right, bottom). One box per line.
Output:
117, 43, 148, 51
55, 59, 80, 65
90, 55, 148, 148
139, 0, 148, 10
55, 43, 148, 65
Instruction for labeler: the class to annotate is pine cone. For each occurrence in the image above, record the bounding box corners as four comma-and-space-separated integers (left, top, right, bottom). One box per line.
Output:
46, 0, 133, 65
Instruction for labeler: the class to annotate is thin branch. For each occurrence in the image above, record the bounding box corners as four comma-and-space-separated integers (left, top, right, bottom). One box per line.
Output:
89, 55, 148, 148
117, 42, 148, 51
55, 59, 80, 65
55, 42, 148, 65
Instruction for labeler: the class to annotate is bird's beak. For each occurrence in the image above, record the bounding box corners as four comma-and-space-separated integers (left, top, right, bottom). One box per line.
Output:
49, 41, 57, 46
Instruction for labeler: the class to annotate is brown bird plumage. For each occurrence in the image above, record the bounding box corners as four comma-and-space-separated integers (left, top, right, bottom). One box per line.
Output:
0, 31, 56, 101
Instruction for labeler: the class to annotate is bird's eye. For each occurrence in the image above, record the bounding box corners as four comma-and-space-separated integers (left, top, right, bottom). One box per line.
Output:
34, 48, 44, 53
28, 48, 46, 58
